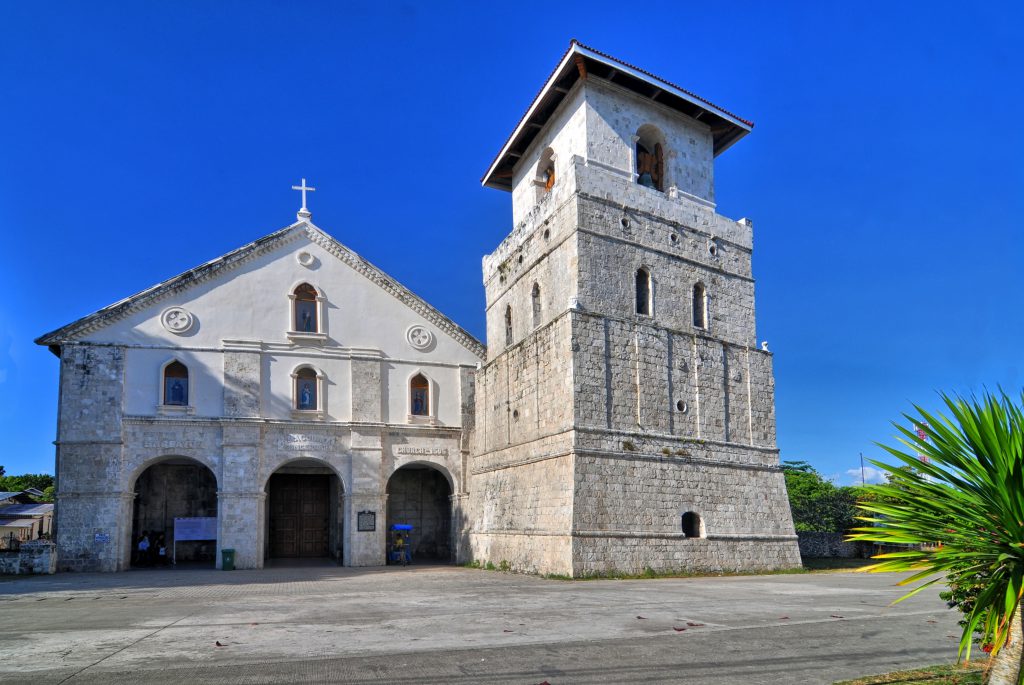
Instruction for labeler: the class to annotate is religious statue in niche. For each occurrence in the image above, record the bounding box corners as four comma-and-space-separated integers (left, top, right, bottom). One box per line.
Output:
293, 283, 318, 333
410, 374, 429, 416
299, 383, 314, 409
636, 141, 664, 191
295, 367, 317, 410
543, 165, 555, 192
163, 361, 189, 406
168, 380, 185, 405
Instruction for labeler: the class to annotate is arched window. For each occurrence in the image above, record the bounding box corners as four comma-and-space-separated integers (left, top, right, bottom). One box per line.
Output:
635, 268, 651, 316
505, 305, 513, 346
681, 511, 703, 538
293, 283, 319, 333
531, 283, 542, 328
635, 125, 666, 192
693, 282, 707, 329
163, 361, 189, 406
410, 373, 430, 416
294, 367, 318, 411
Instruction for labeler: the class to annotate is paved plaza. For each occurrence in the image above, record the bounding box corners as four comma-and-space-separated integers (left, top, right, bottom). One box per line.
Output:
0, 565, 962, 684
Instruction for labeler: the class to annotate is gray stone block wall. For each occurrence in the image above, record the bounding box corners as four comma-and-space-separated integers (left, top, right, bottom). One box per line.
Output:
469, 75, 799, 576
351, 358, 382, 422
0, 541, 57, 575
574, 537, 800, 576
55, 345, 128, 572
572, 453, 796, 538
224, 351, 260, 418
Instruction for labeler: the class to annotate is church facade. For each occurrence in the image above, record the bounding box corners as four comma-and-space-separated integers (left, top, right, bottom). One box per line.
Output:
37, 41, 799, 575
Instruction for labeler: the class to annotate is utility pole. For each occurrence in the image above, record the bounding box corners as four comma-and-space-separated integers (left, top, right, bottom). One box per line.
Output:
860, 452, 866, 486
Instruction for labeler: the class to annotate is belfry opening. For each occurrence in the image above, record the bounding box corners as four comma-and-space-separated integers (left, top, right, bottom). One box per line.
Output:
386, 465, 453, 563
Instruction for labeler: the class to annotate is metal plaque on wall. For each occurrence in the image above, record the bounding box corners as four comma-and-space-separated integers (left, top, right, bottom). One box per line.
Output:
357, 510, 376, 532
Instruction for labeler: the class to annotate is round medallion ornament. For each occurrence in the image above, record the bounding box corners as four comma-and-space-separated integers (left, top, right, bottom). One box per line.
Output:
406, 325, 433, 351
160, 307, 195, 335
296, 251, 315, 267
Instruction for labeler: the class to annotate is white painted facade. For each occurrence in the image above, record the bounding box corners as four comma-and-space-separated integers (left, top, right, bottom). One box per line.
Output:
39, 220, 483, 572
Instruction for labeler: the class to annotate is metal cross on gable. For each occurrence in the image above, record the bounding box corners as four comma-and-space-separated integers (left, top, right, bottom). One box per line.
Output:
291, 177, 316, 212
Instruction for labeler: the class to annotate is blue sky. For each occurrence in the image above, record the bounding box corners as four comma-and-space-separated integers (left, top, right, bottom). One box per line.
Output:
1, 2, 1021, 483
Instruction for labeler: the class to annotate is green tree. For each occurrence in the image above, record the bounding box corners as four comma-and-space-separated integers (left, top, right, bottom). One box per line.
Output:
849, 391, 1024, 684
782, 461, 859, 533
0, 473, 54, 501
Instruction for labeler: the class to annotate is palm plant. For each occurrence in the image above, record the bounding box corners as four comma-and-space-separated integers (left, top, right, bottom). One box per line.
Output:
848, 391, 1024, 685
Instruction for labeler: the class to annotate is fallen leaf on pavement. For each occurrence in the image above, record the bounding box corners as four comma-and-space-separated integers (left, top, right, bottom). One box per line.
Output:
778, 616, 789, 620
636, 616, 647, 620
686, 622, 704, 627
215, 641, 225, 647
830, 615, 844, 619
672, 627, 687, 632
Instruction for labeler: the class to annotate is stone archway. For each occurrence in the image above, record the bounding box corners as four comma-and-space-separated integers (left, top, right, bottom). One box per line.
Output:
263, 459, 344, 562
130, 457, 218, 569
385, 463, 454, 562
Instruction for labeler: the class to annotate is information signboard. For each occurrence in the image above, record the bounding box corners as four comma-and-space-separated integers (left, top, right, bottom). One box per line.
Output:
357, 511, 376, 532
174, 517, 217, 541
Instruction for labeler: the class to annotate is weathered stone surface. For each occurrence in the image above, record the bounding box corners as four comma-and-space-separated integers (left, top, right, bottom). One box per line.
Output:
0, 541, 57, 575
468, 67, 799, 576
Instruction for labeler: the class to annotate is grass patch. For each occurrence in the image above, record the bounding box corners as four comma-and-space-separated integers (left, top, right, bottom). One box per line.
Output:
462, 557, 887, 581
833, 663, 983, 685
802, 558, 877, 571
534, 566, 814, 581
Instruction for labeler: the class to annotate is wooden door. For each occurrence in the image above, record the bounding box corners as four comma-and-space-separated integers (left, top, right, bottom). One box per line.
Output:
269, 474, 329, 558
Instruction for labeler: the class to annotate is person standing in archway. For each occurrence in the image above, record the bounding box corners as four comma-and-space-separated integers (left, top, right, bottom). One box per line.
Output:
137, 531, 151, 567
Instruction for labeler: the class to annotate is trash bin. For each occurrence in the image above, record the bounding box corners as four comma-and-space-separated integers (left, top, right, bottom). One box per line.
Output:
221, 548, 235, 571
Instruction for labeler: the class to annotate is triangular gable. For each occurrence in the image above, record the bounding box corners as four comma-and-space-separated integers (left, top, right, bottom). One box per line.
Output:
36, 220, 486, 359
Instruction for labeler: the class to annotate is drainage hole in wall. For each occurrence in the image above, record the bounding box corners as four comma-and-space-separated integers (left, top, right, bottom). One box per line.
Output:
676, 400, 688, 413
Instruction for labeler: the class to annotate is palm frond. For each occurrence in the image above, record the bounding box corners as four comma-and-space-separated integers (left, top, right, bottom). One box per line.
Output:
847, 390, 1024, 683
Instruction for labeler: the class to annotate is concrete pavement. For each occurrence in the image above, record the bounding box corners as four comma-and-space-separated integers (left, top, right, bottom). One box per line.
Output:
0, 564, 965, 684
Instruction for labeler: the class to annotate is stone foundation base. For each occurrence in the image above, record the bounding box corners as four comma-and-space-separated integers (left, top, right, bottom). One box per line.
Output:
572, 534, 801, 576
470, 531, 800, 577
469, 532, 573, 576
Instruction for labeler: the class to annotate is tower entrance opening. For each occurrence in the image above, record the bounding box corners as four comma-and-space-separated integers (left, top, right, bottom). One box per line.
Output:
265, 462, 342, 560
386, 464, 453, 562
131, 458, 217, 568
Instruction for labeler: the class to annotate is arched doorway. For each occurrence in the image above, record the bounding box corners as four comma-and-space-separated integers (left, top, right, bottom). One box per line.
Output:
386, 464, 453, 562
131, 457, 218, 569
264, 459, 344, 563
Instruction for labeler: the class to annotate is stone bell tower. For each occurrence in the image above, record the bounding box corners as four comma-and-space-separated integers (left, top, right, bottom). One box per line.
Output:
468, 41, 800, 576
